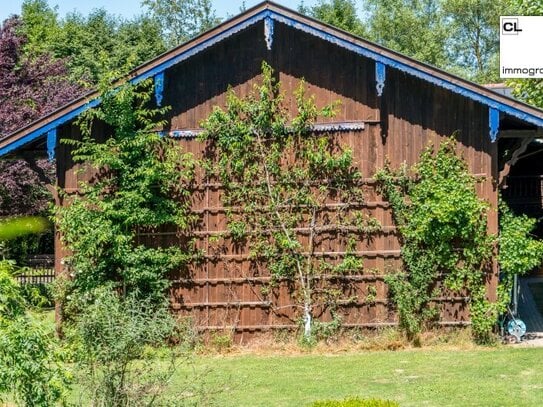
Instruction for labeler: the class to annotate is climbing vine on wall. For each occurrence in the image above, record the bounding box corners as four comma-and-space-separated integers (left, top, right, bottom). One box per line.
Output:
376, 138, 495, 342
55, 76, 197, 306
199, 62, 381, 340
497, 198, 543, 314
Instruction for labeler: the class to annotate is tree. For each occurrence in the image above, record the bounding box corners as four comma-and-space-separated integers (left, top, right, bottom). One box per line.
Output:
19, 0, 61, 57
200, 63, 381, 340
0, 15, 72, 263
299, 0, 367, 37
18, 0, 166, 86
0, 159, 54, 217
442, 0, 507, 83
55, 77, 197, 304
300, 0, 502, 83
51, 9, 166, 85
363, 0, 450, 68
142, 0, 221, 47
0, 16, 81, 136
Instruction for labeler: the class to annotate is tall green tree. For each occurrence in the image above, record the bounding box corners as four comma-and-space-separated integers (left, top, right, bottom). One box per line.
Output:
53, 10, 166, 84
142, 0, 221, 47
300, 0, 502, 83
442, 0, 507, 83
19, 0, 61, 56
19, 0, 166, 85
299, 0, 366, 37
363, 0, 450, 68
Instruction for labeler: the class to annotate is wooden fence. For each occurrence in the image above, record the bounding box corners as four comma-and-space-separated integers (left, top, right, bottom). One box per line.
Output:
15, 254, 55, 285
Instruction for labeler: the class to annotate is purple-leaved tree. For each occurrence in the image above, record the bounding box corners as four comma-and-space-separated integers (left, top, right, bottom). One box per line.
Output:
0, 16, 82, 136
0, 158, 55, 217
0, 16, 82, 218
0, 16, 82, 261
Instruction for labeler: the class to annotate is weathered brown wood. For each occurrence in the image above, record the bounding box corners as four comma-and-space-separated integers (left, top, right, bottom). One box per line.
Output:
53, 15, 503, 341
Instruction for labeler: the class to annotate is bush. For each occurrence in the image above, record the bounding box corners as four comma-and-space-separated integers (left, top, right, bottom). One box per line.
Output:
310, 397, 400, 407
19, 282, 55, 308
0, 316, 70, 406
0, 261, 70, 406
70, 287, 209, 406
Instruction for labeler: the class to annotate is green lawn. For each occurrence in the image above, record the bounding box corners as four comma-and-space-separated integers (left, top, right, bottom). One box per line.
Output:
177, 348, 543, 407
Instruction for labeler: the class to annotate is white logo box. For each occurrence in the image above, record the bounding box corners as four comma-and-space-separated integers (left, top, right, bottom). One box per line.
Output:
500, 16, 543, 78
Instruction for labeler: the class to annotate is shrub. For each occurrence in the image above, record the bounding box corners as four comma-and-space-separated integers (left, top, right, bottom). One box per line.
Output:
497, 199, 543, 315
0, 261, 70, 406
70, 287, 207, 406
19, 281, 55, 308
310, 397, 400, 407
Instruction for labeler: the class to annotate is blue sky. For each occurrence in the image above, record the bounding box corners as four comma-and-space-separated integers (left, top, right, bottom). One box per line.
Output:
0, 0, 324, 21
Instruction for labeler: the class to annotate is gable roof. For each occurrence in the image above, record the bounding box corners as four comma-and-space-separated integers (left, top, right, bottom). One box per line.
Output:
2, 1, 543, 157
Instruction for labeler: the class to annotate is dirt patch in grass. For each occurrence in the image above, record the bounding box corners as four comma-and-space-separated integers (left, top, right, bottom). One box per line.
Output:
196, 327, 481, 356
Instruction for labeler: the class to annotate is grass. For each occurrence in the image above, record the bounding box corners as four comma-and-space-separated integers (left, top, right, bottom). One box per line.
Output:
174, 347, 543, 407
24, 311, 543, 406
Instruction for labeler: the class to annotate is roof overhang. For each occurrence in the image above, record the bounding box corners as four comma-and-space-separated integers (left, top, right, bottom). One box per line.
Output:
2, 1, 543, 158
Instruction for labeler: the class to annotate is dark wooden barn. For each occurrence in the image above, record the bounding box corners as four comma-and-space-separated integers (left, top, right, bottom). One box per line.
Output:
3, 2, 543, 341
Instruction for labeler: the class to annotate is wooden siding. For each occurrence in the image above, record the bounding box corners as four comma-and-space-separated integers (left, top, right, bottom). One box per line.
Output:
56, 21, 498, 342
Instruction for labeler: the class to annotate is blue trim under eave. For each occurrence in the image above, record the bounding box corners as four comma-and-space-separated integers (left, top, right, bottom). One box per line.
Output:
375, 62, 386, 97
46, 129, 57, 161
3, 7, 543, 157
264, 16, 274, 50
129, 11, 272, 85
269, 13, 543, 136
0, 98, 100, 157
154, 72, 165, 106
489, 108, 500, 142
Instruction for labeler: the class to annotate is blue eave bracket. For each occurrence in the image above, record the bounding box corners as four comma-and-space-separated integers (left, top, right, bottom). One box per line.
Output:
489, 107, 500, 142
46, 128, 57, 161
375, 62, 386, 97
154, 72, 165, 107
264, 16, 274, 50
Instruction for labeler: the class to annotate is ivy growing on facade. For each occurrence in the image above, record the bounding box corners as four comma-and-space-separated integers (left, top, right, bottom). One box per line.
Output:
376, 139, 496, 342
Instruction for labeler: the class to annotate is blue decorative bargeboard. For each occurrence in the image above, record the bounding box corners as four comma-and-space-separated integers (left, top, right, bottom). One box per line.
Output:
5, 6, 543, 157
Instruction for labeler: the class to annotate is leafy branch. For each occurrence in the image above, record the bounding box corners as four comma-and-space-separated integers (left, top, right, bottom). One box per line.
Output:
200, 62, 380, 341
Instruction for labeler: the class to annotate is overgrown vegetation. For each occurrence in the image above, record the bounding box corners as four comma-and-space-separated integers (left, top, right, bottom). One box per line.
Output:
497, 199, 543, 313
69, 287, 209, 406
0, 261, 70, 406
200, 62, 380, 341
376, 138, 495, 342
49, 75, 216, 405
54, 75, 197, 305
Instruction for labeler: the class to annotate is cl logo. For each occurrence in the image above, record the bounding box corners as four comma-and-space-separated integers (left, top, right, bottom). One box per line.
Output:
502, 18, 522, 35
